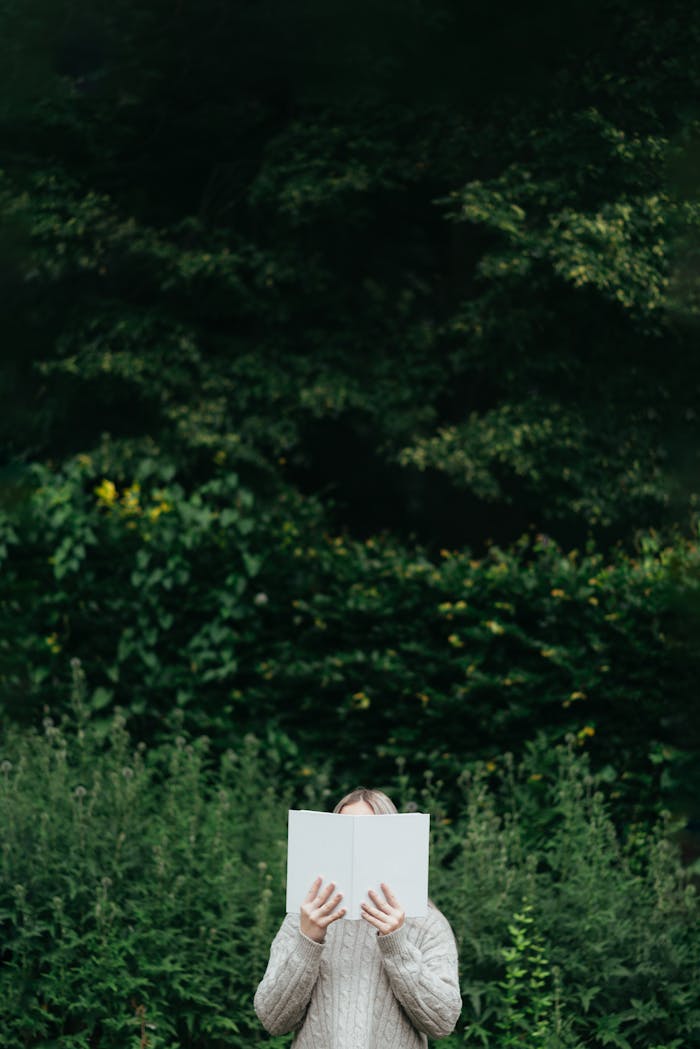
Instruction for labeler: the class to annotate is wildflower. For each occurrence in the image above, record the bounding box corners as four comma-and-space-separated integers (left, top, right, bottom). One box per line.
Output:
578, 725, 595, 739
147, 500, 172, 522
569, 690, 587, 700
417, 692, 430, 706
454, 600, 468, 610
529, 773, 543, 781
588, 596, 599, 606
351, 691, 370, 710
485, 620, 504, 635
120, 484, 141, 515
1, 760, 12, 774
447, 633, 464, 647
74, 785, 87, 798
486, 760, 496, 772
253, 592, 269, 606
45, 633, 61, 654
122, 767, 134, 780
541, 648, 556, 658
300, 766, 313, 776
404, 800, 418, 812
550, 588, 566, 598
94, 479, 118, 506
213, 450, 227, 465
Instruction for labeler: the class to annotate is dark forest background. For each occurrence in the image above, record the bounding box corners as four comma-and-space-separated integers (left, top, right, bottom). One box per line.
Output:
2, 0, 700, 843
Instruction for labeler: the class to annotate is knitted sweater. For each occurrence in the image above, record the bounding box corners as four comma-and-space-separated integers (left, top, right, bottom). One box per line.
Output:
254, 904, 462, 1048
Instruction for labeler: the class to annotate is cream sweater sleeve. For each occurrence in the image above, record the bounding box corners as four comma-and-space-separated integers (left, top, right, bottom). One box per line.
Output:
254, 914, 325, 1036
375, 907, 463, 1039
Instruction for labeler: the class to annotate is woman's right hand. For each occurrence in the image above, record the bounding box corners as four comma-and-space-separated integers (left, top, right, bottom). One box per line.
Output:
300, 876, 346, 942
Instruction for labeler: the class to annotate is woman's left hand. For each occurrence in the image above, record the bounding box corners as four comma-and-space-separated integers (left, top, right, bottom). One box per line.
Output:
360, 882, 405, 935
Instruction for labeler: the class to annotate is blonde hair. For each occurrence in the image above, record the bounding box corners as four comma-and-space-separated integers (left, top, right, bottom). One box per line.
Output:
332, 786, 398, 815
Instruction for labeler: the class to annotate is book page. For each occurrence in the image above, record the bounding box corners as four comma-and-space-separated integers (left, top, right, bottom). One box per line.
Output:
352, 812, 429, 920
285, 809, 430, 920
285, 810, 353, 915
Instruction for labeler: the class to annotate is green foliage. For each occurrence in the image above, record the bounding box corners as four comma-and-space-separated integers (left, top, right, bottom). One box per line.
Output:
0, 695, 697, 1048
495, 900, 557, 1049
4, 4, 700, 550
1, 454, 699, 818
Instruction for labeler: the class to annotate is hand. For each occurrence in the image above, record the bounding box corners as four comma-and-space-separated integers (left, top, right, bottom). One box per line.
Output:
300, 876, 346, 943
360, 882, 405, 935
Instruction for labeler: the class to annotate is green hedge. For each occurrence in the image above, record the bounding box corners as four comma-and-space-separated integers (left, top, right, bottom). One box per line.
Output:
1, 453, 698, 819
0, 688, 697, 1048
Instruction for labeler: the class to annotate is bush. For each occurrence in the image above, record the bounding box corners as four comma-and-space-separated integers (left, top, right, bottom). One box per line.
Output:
1, 452, 699, 821
0, 681, 697, 1048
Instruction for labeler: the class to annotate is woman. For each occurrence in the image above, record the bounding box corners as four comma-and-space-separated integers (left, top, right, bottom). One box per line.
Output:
254, 787, 462, 1048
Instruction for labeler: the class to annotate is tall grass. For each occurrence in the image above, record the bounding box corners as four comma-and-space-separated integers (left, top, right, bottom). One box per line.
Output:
0, 665, 697, 1047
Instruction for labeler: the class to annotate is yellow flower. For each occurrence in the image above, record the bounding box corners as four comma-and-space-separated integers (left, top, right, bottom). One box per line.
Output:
300, 766, 313, 776
120, 484, 141, 515
440, 548, 451, 558
351, 691, 371, 710
147, 500, 172, 522
454, 600, 467, 610
529, 773, 543, 781
45, 632, 61, 654
447, 633, 464, 647
569, 690, 587, 701
486, 760, 496, 772
213, 450, 227, 465
588, 596, 599, 606
417, 692, 430, 706
94, 478, 118, 506
550, 588, 566, 598
485, 620, 504, 635
577, 725, 595, 741
541, 647, 556, 658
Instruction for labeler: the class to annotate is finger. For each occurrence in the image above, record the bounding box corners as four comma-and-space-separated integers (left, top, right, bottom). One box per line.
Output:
315, 891, 343, 916
304, 876, 322, 903
361, 901, 386, 920
380, 883, 401, 908
361, 909, 389, 933
367, 888, 392, 915
316, 880, 336, 906
323, 906, 346, 927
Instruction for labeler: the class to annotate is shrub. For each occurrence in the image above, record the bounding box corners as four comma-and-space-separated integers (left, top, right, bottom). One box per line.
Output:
0, 681, 697, 1048
1, 454, 699, 823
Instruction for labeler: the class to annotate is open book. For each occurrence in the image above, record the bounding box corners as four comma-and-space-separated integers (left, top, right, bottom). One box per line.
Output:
285, 809, 430, 920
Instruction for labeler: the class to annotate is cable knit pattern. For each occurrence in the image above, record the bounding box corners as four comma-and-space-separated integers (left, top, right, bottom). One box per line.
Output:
254, 904, 462, 1048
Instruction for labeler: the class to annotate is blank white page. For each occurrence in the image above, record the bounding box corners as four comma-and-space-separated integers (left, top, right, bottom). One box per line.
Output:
285, 810, 353, 915
285, 809, 429, 921
353, 813, 429, 920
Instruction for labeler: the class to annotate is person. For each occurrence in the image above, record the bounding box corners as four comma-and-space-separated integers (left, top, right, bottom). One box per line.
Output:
254, 787, 462, 1048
